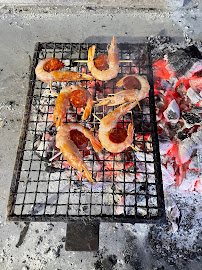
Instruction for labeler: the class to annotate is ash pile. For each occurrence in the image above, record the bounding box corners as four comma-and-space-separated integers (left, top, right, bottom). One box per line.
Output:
143, 37, 202, 268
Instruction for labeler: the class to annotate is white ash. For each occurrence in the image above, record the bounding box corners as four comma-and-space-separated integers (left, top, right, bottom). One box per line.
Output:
0, 223, 66, 270
191, 125, 202, 146
178, 137, 196, 164
148, 192, 202, 268
189, 77, 202, 89
189, 156, 199, 170
177, 127, 202, 164
158, 135, 173, 155
161, 164, 176, 190
63, 59, 70, 66
135, 150, 154, 162
164, 193, 181, 233
197, 148, 202, 176
179, 170, 199, 192
187, 87, 201, 104
163, 99, 180, 124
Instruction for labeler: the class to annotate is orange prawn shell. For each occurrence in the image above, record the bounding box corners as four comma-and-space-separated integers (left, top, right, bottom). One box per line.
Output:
53, 92, 70, 126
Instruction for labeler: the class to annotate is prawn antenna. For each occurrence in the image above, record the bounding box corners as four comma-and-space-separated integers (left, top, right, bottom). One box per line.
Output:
49, 151, 62, 162
130, 144, 140, 153
49, 81, 52, 91
92, 113, 101, 122
129, 111, 134, 126
135, 96, 142, 111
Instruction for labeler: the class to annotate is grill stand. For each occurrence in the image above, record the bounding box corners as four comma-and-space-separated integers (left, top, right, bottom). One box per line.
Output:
65, 221, 100, 251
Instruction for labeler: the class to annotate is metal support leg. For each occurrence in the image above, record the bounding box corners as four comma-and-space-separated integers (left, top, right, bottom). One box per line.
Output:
65, 221, 99, 251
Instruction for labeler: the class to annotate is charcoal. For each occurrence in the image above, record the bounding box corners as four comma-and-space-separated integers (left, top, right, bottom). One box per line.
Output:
181, 111, 201, 128
107, 255, 117, 266
184, 45, 202, 60
177, 131, 188, 141
163, 100, 180, 124
167, 46, 202, 76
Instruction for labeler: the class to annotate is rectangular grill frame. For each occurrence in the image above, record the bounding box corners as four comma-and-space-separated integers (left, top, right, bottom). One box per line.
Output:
7, 42, 166, 224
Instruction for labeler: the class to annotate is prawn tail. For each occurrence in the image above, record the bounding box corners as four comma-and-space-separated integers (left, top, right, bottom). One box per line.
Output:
81, 165, 94, 183
90, 138, 103, 153
111, 36, 116, 46
88, 45, 96, 61
82, 97, 94, 120
107, 36, 116, 51
82, 106, 91, 120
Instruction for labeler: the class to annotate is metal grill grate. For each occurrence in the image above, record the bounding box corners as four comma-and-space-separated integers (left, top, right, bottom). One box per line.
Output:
7, 42, 166, 224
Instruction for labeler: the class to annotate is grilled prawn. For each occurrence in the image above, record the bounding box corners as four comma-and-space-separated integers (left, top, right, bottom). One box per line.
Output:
56, 123, 102, 183
53, 85, 94, 128
96, 74, 150, 106
99, 102, 138, 153
35, 58, 93, 83
87, 37, 119, 81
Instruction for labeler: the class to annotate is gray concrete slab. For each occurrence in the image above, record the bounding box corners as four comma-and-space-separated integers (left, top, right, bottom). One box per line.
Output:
0, 0, 167, 10
0, 6, 201, 270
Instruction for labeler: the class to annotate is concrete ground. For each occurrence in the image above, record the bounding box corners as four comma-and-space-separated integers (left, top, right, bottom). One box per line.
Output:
0, 6, 201, 270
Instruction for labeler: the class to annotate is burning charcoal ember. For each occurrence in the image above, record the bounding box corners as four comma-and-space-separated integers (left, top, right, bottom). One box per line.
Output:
187, 87, 201, 104
178, 137, 196, 164
181, 111, 201, 128
159, 135, 173, 155
161, 78, 177, 92
156, 108, 163, 122
135, 134, 152, 151
153, 59, 174, 84
155, 92, 168, 109
185, 61, 202, 78
96, 171, 113, 182
176, 81, 187, 97
163, 100, 180, 124
167, 46, 202, 77
195, 180, 202, 192
189, 77, 202, 89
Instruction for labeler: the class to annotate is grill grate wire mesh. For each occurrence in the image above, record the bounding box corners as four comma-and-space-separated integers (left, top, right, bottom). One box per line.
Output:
7, 42, 166, 223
